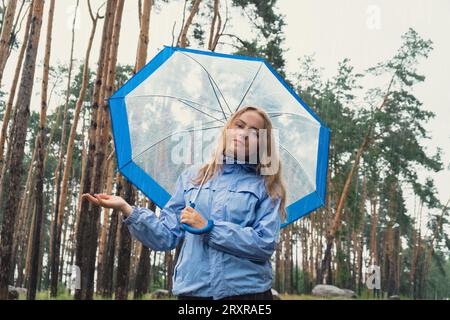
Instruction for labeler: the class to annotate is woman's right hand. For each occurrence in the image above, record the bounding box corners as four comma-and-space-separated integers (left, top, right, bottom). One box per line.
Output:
82, 193, 133, 217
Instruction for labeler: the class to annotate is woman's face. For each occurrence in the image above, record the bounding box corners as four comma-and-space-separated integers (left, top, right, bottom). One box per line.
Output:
225, 110, 265, 162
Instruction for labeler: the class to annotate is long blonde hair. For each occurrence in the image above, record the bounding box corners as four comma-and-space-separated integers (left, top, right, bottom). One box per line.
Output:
191, 106, 287, 221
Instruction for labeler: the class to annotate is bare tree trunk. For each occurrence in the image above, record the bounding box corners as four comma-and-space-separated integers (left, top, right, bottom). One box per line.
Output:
10, 142, 36, 282
75, 0, 117, 300
73, 113, 88, 250
133, 198, 155, 300
0, 0, 18, 85
24, 188, 37, 288
178, 0, 202, 48
369, 195, 378, 266
357, 177, 366, 295
208, 0, 221, 51
96, 153, 115, 293
274, 241, 281, 292
384, 177, 398, 297
0, 0, 44, 300
115, 175, 134, 300
0, 0, 32, 204
28, 0, 55, 300
52, 0, 99, 297
318, 136, 370, 284
16, 169, 37, 288
101, 174, 122, 298
36, 198, 47, 292
134, 0, 151, 72
421, 197, 449, 298
284, 225, 292, 294
49, 0, 79, 297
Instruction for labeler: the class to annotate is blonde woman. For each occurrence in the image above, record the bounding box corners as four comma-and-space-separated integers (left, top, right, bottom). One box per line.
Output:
83, 106, 287, 300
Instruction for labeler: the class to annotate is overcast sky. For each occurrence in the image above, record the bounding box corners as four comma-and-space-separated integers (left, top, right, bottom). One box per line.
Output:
3, 0, 449, 222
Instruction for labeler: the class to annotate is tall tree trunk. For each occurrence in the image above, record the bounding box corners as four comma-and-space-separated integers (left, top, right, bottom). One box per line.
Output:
284, 224, 292, 294
96, 153, 115, 294
36, 197, 47, 292
28, 0, 55, 300
24, 188, 37, 288
369, 195, 378, 266
421, 197, 449, 298
49, 0, 79, 297
115, 176, 134, 300
318, 136, 370, 284
75, 0, 116, 300
178, 0, 202, 48
134, 0, 151, 72
0, 0, 44, 300
10, 141, 36, 283
133, 197, 155, 300
133, 245, 150, 299
0, 0, 32, 205
208, 0, 221, 51
101, 174, 122, 298
274, 239, 281, 292
52, 0, 98, 297
357, 177, 366, 295
0, 0, 18, 85
384, 177, 398, 297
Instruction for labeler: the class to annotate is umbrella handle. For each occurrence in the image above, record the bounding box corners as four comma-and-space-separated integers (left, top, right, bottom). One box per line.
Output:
181, 202, 214, 234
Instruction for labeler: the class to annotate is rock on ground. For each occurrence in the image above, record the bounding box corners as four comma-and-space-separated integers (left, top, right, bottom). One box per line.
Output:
312, 284, 357, 298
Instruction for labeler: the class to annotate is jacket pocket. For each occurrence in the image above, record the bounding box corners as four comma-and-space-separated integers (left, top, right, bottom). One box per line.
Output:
225, 182, 261, 226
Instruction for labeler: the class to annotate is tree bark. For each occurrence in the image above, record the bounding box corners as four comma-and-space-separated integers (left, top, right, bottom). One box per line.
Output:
28, 0, 55, 300
318, 135, 370, 284
0, 0, 18, 85
0, 0, 32, 205
178, 0, 202, 48
49, 0, 79, 297
134, 0, 151, 72
96, 152, 115, 293
52, 0, 98, 297
0, 0, 44, 300
75, 0, 117, 300
208, 0, 222, 51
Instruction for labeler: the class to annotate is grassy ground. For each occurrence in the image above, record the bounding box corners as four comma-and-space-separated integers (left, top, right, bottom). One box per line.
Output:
18, 292, 392, 300
18, 290, 410, 300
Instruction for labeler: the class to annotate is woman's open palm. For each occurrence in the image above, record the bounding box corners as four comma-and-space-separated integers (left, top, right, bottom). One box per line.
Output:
82, 193, 126, 210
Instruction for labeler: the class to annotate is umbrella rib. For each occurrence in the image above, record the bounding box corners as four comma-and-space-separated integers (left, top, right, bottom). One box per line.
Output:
178, 51, 232, 117
206, 73, 228, 121
278, 143, 316, 192
126, 124, 225, 166
235, 62, 263, 113
207, 73, 233, 115
176, 97, 227, 123
127, 94, 227, 117
267, 112, 321, 127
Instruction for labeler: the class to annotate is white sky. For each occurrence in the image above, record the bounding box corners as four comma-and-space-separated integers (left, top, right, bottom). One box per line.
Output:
2, 0, 449, 225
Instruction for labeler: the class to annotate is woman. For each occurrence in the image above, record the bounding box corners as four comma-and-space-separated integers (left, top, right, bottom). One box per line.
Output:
83, 106, 287, 300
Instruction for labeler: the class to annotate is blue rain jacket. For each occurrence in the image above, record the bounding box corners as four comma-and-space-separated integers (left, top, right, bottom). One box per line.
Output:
123, 156, 281, 299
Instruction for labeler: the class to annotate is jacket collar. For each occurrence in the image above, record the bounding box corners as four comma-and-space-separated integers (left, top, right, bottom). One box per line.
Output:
221, 154, 257, 173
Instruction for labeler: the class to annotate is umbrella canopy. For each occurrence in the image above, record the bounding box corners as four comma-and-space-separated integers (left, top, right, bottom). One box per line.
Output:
108, 46, 330, 228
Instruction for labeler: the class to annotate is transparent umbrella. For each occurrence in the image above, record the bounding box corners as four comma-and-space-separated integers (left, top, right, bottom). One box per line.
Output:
108, 46, 330, 232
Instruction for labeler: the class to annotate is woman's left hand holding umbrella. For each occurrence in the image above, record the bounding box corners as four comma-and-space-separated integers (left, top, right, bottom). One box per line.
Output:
180, 206, 208, 230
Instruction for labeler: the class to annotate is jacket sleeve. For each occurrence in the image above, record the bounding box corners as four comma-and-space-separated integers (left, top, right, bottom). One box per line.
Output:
122, 171, 186, 251
202, 194, 281, 262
